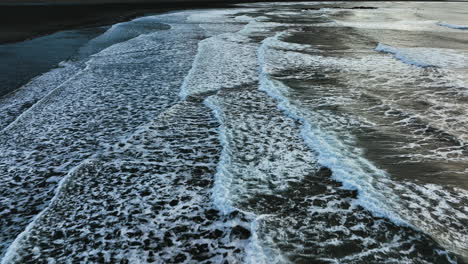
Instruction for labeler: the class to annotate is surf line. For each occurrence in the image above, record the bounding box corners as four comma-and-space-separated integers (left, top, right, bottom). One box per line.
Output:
0, 62, 91, 135
256, 32, 411, 227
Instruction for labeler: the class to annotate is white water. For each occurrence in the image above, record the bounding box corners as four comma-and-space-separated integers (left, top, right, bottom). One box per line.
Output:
1, 3, 467, 263
375, 43, 468, 68
259, 34, 408, 224
438, 22, 468, 30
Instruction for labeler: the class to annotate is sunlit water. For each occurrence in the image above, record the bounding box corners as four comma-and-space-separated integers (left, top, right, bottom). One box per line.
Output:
0, 2, 467, 263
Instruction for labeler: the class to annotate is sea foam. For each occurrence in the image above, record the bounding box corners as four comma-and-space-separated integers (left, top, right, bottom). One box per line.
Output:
259, 35, 408, 225
437, 22, 468, 30
258, 32, 468, 259
375, 43, 468, 69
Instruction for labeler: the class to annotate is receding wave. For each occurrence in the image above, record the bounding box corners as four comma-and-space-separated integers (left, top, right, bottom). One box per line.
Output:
0, 12, 203, 258
1, 3, 467, 263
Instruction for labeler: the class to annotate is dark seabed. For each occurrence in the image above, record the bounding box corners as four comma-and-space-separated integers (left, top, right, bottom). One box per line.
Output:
0, 2, 467, 264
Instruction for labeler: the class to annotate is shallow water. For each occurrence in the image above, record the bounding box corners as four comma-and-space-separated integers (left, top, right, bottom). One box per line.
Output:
0, 27, 107, 97
0, 2, 467, 263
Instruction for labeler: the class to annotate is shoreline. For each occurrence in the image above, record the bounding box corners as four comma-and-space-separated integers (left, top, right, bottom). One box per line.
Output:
0, 1, 240, 97
1, 0, 459, 44
0, 2, 237, 44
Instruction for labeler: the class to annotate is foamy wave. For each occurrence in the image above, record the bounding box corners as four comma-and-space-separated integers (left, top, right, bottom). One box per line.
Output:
180, 32, 258, 98
259, 36, 407, 224
375, 43, 468, 68
437, 22, 468, 30
0, 14, 204, 259
376, 43, 434, 68
204, 96, 280, 264
259, 32, 468, 259
0, 60, 82, 131
0, 159, 96, 264
2, 99, 255, 263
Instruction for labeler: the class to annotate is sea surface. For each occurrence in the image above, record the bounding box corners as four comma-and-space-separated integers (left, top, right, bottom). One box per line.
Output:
0, 27, 107, 97
0, 2, 467, 263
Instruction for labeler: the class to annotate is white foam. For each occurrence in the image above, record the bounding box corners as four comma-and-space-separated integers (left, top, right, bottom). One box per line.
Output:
437, 22, 468, 30
204, 94, 294, 264
317, 5, 456, 33
320, 19, 441, 31
180, 32, 258, 98
0, 62, 91, 134
375, 43, 468, 68
193, 17, 312, 263
1, 159, 96, 264
204, 97, 236, 214
0, 14, 175, 132
0, 13, 204, 259
0, 60, 81, 130
259, 37, 407, 225
78, 16, 171, 58
258, 32, 468, 259
2, 4, 467, 262
183, 8, 468, 260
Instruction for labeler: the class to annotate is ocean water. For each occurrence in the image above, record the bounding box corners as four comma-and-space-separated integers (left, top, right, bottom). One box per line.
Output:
0, 2, 467, 263
0, 27, 107, 97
